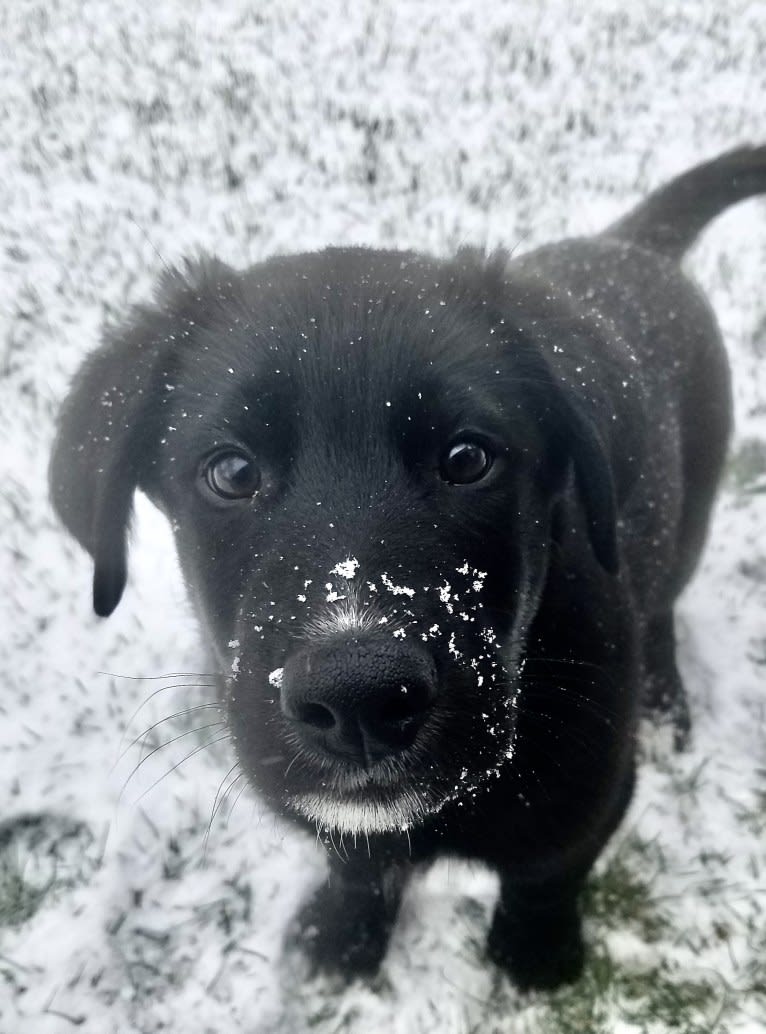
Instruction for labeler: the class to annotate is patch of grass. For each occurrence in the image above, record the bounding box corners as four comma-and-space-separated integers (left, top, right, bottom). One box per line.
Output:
619, 967, 723, 1031
726, 438, 766, 495
583, 832, 670, 943
731, 767, 766, 837
0, 854, 51, 926
544, 952, 724, 1034
750, 312, 766, 359
523, 834, 730, 1032
741, 923, 766, 1011
0, 813, 99, 927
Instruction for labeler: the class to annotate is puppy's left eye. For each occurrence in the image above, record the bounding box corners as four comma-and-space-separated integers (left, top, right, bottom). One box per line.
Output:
440, 440, 493, 484
202, 450, 261, 500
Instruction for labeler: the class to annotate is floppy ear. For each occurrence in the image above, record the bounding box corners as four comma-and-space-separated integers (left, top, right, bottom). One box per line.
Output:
49, 311, 173, 616
547, 388, 619, 574
49, 255, 234, 616
481, 264, 641, 575
533, 312, 649, 576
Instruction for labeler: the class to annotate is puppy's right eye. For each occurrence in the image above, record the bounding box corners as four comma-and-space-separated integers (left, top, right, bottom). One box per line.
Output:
439, 439, 493, 485
202, 450, 261, 500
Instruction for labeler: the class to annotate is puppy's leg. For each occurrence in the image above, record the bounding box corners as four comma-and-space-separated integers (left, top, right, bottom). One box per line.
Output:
487, 870, 587, 990
487, 759, 637, 991
642, 612, 690, 749
286, 854, 410, 978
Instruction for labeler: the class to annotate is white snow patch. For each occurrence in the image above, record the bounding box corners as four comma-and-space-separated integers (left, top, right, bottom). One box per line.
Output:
330, 557, 360, 579
268, 667, 284, 689
381, 572, 416, 597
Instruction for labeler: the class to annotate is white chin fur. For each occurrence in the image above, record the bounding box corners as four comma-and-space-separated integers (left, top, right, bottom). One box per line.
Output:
289, 789, 430, 835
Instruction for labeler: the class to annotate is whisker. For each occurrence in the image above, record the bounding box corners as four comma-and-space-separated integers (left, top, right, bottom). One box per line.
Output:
100, 670, 220, 681
225, 774, 251, 828
214, 770, 247, 823
115, 703, 224, 768
515, 709, 612, 760
118, 681, 219, 752
209, 761, 241, 824
134, 733, 232, 805
126, 213, 176, 278
522, 655, 618, 691
119, 722, 226, 803
328, 827, 346, 864
204, 762, 242, 853
519, 680, 620, 727
284, 752, 303, 779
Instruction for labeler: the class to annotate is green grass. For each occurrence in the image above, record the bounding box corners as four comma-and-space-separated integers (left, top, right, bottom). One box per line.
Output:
583, 832, 670, 942
538, 833, 726, 1033
731, 768, 766, 837
0, 813, 99, 927
544, 953, 725, 1034
0, 853, 52, 926
726, 438, 766, 496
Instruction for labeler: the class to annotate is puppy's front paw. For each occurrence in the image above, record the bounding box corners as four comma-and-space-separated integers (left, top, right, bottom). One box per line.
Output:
487, 902, 585, 991
284, 881, 391, 979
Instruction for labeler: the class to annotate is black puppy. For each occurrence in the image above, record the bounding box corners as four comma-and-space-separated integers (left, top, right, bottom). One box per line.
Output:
50, 147, 766, 989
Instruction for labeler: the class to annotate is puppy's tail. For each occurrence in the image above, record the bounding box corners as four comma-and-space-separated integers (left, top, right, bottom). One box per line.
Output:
604, 145, 766, 262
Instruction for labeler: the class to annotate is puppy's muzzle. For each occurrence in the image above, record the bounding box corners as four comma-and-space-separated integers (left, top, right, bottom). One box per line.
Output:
280, 637, 438, 768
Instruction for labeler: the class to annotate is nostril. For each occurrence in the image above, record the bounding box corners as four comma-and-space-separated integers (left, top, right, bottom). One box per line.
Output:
295, 701, 336, 731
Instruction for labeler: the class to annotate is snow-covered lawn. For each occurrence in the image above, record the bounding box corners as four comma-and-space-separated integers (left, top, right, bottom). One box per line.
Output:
1, 3, 765, 1031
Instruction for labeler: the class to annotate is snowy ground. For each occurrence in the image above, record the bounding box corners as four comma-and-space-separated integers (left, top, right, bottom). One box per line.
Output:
1, 2, 766, 1032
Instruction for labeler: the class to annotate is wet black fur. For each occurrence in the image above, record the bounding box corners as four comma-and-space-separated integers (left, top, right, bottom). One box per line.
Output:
50, 147, 766, 989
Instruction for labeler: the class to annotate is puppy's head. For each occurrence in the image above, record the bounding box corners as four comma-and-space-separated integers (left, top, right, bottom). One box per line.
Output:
50, 247, 619, 836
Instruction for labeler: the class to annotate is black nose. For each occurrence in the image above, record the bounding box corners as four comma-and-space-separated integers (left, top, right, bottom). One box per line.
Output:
280, 638, 438, 766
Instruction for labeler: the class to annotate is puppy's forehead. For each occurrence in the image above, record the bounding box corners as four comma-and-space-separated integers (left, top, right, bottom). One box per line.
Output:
174, 247, 516, 426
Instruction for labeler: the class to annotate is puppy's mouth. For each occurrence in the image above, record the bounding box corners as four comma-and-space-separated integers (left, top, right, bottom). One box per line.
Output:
282, 718, 516, 836
282, 745, 436, 835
